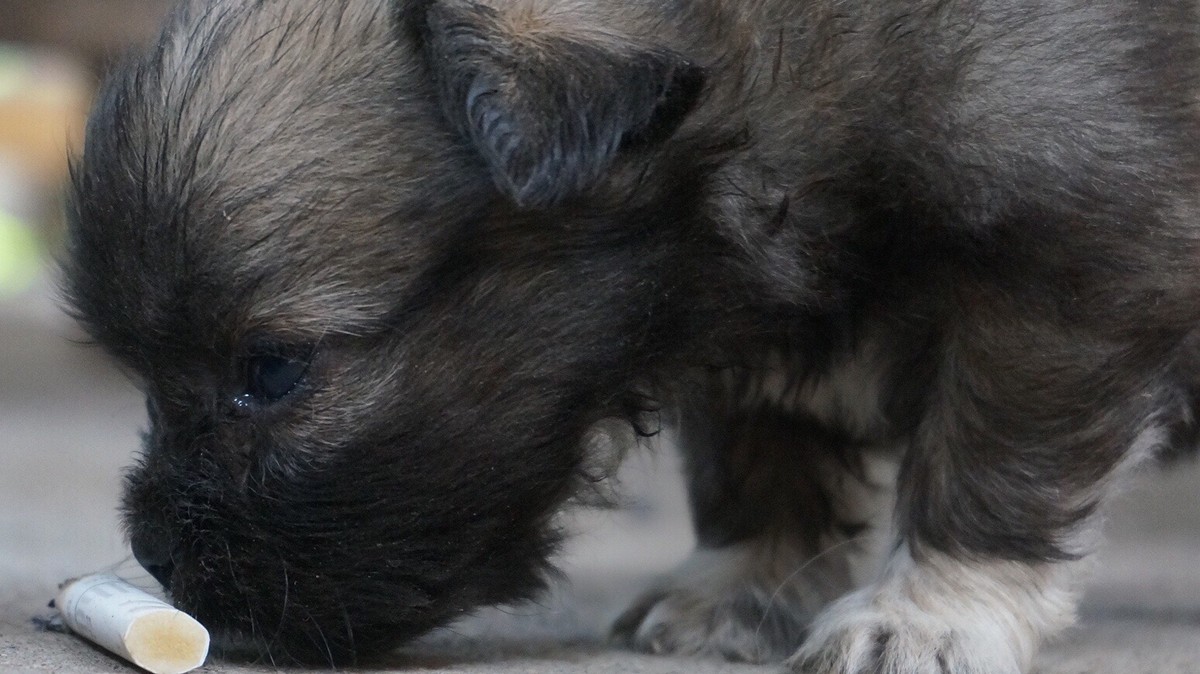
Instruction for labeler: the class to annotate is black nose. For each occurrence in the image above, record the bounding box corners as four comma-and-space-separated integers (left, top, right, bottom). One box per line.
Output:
130, 530, 176, 591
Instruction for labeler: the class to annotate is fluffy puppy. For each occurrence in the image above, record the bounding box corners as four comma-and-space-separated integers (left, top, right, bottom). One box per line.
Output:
64, 0, 1200, 670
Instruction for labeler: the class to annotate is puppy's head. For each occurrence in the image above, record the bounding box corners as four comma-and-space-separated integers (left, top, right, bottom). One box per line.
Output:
64, 0, 705, 664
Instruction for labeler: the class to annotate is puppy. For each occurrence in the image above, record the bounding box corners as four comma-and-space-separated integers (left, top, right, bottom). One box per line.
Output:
64, 0, 1200, 670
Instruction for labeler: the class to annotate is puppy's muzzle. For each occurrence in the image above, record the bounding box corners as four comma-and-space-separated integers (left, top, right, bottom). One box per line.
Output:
130, 528, 177, 592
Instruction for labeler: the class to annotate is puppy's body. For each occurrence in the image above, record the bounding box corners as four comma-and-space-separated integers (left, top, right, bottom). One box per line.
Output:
65, 0, 1200, 670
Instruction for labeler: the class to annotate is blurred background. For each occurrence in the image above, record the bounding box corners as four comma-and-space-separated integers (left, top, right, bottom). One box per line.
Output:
1, 3, 1199, 673
0, 0, 171, 637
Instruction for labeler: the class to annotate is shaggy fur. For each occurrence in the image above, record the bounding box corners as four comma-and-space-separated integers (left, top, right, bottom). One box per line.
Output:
64, 0, 1200, 670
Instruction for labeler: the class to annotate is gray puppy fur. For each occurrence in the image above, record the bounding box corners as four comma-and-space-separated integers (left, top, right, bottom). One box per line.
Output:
64, 0, 1200, 671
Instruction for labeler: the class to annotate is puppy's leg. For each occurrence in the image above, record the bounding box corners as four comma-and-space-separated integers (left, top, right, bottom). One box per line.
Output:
613, 397, 891, 663
790, 289, 1176, 674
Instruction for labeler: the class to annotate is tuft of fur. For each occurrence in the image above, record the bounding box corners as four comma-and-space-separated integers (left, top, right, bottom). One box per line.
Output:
64, 0, 1200, 668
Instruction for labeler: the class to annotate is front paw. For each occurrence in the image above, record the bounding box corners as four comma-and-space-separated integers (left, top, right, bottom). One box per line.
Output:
788, 549, 1076, 674
787, 591, 1021, 674
611, 583, 806, 663
611, 544, 852, 663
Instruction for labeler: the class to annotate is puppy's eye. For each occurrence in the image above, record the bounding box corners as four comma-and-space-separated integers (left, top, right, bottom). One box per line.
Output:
244, 350, 311, 403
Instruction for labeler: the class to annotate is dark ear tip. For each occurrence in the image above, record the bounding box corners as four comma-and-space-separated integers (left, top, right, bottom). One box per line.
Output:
620, 59, 706, 151
395, 0, 439, 45
397, 0, 437, 22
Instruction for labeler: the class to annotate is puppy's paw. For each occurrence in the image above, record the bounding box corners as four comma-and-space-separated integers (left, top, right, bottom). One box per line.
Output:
786, 592, 1021, 674
612, 543, 853, 663
788, 547, 1077, 674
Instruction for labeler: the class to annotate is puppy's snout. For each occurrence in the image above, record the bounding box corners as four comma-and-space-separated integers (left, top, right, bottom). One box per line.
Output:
130, 529, 176, 592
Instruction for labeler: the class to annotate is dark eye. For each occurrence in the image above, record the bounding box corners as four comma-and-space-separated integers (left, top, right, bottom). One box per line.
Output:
244, 349, 311, 403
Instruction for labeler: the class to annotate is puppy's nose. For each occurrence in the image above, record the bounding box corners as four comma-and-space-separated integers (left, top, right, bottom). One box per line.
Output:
130, 530, 176, 592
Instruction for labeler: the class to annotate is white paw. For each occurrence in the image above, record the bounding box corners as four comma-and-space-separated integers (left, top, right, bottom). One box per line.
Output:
788, 547, 1078, 674
612, 543, 854, 663
788, 589, 1022, 673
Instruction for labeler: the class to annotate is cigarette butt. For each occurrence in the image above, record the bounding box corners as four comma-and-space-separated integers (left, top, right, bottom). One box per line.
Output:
56, 574, 209, 674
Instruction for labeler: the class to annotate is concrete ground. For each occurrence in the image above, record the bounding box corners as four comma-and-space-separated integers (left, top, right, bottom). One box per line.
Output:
2, 272, 1200, 674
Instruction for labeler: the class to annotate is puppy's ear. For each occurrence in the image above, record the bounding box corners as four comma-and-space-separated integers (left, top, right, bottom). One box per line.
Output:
409, 0, 704, 207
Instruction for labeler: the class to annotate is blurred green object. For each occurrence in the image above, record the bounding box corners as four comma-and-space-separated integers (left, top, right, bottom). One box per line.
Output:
0, 43, 29, 99
0, 209, 41, 295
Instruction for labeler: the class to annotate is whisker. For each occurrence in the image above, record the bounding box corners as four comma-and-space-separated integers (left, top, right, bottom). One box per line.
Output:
338, 595, 356, 664
263, 558, 292, 660
300, 603, 337, 669
750, 534, 869, 661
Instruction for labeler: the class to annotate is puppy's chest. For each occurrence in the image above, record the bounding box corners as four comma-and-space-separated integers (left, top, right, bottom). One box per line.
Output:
726, 335, 904, 445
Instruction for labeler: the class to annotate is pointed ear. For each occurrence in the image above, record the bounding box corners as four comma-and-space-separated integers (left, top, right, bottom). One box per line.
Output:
410, 1, 704, 207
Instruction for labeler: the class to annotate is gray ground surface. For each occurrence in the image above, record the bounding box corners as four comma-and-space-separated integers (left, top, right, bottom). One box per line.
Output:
3, 275, 1200, 673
